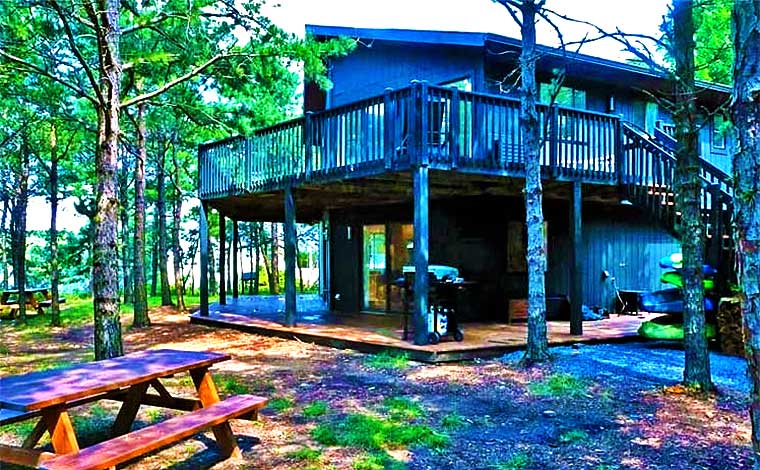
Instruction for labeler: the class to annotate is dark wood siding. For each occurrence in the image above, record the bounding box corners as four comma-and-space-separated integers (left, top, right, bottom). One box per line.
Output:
327, 197, 679, 320
327, 43, 483, 107
581, 204, 680, 310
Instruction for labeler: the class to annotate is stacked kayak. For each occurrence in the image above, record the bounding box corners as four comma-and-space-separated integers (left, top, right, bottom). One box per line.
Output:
638, 253, 718, 340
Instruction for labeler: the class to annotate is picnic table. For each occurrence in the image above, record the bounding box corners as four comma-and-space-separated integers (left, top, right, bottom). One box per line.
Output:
0, 287, 56, 317
0, 349, 267, 470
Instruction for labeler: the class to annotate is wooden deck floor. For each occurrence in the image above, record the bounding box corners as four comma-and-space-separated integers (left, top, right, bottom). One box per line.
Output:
190, 295, 657, 362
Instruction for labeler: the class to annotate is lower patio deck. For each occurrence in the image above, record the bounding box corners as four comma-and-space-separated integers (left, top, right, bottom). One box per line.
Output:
190, 295, 658, 362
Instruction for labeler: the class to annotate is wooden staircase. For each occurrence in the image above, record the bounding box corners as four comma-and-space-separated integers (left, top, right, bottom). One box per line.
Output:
620, 123, 734, 288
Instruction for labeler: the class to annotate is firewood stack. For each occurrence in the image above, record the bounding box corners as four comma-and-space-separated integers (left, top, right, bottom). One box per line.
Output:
716, 297, 745, 357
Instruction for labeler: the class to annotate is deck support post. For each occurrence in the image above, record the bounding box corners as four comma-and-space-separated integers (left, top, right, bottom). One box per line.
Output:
412, 165, 430, 345
200, 202, 209, 317
570, 182, 583, 335
319, 210, 331, 306
232, 220, 239, 299
219, 213, 226, 305
284, 185, 297, 327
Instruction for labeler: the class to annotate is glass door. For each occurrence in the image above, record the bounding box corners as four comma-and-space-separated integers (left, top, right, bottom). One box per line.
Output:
362, 223, 414, 312
362, 225, 386, 310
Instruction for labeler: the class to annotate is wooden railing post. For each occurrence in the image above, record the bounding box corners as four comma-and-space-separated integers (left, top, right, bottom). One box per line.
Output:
304, 112, 313, 181
615, 116, 624, 187
549, 104, 559, 178
449, 87, 460, 169
411, 80, 430, 167
383, 88, 395, 170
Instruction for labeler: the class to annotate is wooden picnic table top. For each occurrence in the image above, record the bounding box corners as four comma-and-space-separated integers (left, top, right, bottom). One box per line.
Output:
1, 287, 50, 294
0, 349, 229, 414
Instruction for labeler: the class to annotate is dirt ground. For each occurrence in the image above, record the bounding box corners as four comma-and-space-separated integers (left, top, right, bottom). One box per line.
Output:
0, 306, 753, 470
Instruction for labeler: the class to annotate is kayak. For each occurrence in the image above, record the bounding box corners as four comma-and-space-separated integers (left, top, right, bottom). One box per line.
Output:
640, 288, 715, 313
658, 254, 717, 276
660, 271, 715, 291
638, 315, 717, 340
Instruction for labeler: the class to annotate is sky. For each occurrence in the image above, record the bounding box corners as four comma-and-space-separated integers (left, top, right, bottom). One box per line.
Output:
264, 0, 669, 62
25, 0, 670, 232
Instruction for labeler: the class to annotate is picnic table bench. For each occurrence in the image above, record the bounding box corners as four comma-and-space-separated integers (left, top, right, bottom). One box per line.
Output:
0, 288, 65, 318
0, 349, 267, 470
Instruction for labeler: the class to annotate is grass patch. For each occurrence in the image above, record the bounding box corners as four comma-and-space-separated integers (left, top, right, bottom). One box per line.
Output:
286, 446, 322, 462
144, 408, 164, 424
364, 351, 409, 370
311, 413, 448, 451
1, 420, 37, 439
383, 396, 423, 421
303, 400, 330, 418
559, 428, 589, 444
494, 452, 531, 470
440, 412, 466, 430
268, 396, 295, 413
528, 373, 588, 398
352, 452, 405, 470
217, 375, 249, 395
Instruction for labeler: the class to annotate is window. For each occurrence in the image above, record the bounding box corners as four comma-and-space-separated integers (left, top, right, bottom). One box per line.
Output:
540, 83, 586, 109
712, 114, 729, 150
441, 77, 472, 92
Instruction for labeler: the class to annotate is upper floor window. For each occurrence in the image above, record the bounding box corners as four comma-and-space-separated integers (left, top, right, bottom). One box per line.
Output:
441, 77, 472, 92
712, 114, 729, 150
539, 83, 586, 108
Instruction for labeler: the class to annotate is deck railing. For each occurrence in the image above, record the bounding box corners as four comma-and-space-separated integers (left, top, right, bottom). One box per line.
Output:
199, 82, 623, 199
621, 123, 734, 263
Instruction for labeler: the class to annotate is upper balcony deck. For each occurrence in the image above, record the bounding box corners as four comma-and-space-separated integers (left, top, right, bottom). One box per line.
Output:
198, 82, 626, 201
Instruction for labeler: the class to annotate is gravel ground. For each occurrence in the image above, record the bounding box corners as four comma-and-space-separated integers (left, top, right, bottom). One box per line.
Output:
500, 341, 751, 394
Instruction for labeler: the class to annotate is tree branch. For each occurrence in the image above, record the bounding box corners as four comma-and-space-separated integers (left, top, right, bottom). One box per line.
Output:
0, 50, 97, 105
121, 53, 231, 108
47, 0, 106, 107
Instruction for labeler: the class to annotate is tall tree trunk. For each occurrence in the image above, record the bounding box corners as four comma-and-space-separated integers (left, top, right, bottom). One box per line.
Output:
208, 239, 217, 295
11, 137, 30, 322
673, 0, 712, 391
157, 147, 172, 305
171, 143, 185, 312
1, 199, 8, 290
270, 222, 279, 294
119, 165, 132, 305
254, 223, 261, 295
247, 223, 254, 295
93, 0, 124, 360
132, 103, 150, 327
150, 210, 158, 296
732, 2, 760, 466
49, 125, 62, 326
297, 237, 304, 293
517, 0, 549, 364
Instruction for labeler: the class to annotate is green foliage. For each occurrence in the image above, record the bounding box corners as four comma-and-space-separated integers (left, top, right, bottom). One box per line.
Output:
558, 428, 590, 444
303, 400, 330, 418
364, 351, 410, 370
494, 452, 531, 470
268, 396, 295, 413
528, 373, 588, 398
286, 446, 322, 462
694, 0, 733, 84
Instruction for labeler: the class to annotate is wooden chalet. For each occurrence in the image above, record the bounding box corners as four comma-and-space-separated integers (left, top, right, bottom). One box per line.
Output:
196, 26, 734, 345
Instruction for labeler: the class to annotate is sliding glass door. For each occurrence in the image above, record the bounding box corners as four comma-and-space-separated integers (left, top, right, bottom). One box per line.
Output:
362, 223, 414, 312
